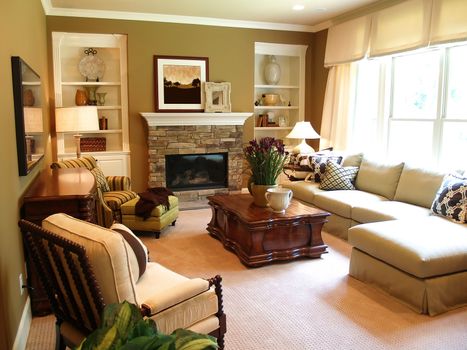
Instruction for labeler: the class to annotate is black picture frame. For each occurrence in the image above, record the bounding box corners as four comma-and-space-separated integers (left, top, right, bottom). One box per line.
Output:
11, 56, 44, 176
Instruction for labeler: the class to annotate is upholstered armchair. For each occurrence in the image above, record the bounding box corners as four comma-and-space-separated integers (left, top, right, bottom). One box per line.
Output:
50, 156, 137, 228
19, 214, 226, 350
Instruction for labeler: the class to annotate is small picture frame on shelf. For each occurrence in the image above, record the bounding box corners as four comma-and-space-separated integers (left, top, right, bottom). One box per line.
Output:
204, 82, 231, 113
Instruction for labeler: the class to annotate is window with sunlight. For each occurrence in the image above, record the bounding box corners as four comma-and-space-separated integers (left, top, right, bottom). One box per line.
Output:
349, 42, 467, 172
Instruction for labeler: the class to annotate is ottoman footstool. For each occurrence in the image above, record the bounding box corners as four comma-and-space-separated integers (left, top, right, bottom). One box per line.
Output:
120, 195, 179, 238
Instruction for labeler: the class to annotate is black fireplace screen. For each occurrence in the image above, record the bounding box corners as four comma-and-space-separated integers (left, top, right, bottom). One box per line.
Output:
165, 153, 228, 191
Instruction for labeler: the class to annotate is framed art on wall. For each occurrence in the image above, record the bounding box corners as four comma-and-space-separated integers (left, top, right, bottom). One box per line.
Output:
205, 82, 231, 113
154, 55, 209, 112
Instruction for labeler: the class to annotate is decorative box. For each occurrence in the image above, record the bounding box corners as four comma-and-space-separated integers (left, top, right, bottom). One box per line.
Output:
80, 137, 106, 152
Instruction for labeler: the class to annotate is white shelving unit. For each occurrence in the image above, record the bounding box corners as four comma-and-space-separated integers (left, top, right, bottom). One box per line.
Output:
254, 42, 307, 148
52, 32, 130, 176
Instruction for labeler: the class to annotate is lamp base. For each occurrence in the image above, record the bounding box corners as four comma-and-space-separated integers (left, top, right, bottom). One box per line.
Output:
292, 139, 315, 155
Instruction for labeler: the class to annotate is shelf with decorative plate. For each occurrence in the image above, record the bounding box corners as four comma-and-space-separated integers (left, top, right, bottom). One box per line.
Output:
52, 31, 130, 176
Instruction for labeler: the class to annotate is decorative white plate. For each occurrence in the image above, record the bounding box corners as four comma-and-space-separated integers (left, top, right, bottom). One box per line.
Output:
78, 55, 105, 81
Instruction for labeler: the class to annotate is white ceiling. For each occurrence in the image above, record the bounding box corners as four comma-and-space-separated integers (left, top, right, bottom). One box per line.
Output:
43, 0, 384, 32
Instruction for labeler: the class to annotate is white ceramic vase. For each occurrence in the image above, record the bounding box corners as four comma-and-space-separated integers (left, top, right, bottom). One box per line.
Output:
264, 55, 281, 85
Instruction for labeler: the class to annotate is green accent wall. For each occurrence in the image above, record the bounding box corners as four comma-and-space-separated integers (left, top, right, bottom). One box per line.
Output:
0, 0, 51, 347
46, 17, 324, 192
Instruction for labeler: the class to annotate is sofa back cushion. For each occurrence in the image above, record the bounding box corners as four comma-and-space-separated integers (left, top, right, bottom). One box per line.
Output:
50, 155, 98, 170
394, 165, 445, 208
42, 213, 139, 306
355, 159, 404, 199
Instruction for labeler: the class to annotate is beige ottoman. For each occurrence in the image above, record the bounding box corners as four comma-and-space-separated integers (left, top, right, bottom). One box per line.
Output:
120, 195, 179, 238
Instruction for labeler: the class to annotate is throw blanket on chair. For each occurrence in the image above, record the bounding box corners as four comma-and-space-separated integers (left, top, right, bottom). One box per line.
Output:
135, 187, 174, 220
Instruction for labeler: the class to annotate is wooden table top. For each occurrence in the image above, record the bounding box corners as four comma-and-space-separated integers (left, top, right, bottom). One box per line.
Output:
23, 168, 96, 202
207, 193, 329, 223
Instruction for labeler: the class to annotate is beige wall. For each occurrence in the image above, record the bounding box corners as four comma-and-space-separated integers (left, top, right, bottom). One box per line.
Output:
0, 0, 51, 347
46, 17, 317, 192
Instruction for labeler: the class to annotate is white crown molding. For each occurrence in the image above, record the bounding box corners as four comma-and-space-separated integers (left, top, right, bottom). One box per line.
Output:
44, 6, 316, 33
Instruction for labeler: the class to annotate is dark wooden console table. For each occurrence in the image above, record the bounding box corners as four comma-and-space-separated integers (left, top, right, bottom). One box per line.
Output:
207, 194, 330, 267
21, 167, 97, 315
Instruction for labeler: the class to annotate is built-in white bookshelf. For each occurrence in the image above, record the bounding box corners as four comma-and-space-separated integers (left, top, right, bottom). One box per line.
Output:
52, 32, 130, 176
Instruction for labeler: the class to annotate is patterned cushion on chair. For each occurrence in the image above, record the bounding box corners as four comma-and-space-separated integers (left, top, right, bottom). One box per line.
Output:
103, 191, 138, 211
51, 155, 98, 170
91, 167, 111, 192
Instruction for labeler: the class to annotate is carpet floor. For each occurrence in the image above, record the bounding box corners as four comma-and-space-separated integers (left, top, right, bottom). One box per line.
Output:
26, 208, 467, 349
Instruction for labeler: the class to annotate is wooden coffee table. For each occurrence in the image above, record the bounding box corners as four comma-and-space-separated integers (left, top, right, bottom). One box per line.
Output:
207, 194, 330, 267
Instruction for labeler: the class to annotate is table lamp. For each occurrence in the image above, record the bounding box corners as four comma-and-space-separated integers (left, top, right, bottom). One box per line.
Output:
55, 106, 99, 158
286, 121, 320, 155
24, 107, 43, 160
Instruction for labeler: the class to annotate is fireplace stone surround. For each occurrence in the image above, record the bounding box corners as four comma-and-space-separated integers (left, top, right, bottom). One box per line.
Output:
141, 112, 251, 203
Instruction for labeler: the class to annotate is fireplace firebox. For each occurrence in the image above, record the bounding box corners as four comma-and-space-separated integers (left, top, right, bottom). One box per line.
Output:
165, 153, 228, 191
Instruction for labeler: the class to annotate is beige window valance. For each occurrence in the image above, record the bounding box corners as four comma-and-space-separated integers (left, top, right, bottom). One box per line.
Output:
324, 0, 467, 67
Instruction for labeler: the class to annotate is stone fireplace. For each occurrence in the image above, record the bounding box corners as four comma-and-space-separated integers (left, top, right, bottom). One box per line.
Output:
141, 113, 251, 202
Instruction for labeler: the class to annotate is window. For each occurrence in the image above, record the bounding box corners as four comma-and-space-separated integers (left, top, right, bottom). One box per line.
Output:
349, 42, 467, 172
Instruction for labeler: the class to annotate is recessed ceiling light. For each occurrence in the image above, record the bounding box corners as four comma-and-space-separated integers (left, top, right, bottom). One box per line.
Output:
292, 4, 305, 11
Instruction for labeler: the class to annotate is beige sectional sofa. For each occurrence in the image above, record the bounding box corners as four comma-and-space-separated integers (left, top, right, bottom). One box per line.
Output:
283, 154, 467, 315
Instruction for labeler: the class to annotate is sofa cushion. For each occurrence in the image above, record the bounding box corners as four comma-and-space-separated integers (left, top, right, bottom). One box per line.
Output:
342, 152, 364, 168
313, 190, 387, 218
103, 191, 138, 211
319, 161, 359, 191
394, 165, 444, 208
111, 223, 149, 278
352, 201, 432, 224
431, 174, 467, 223
136, 262, 217, 334
282, 181, 323, 204
42, 213, 139, 305
348, 217, 467, 278
355, 159, 404, 200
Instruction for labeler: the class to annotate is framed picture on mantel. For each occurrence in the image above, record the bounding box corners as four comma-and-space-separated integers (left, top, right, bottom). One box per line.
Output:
154, 55, 209, 112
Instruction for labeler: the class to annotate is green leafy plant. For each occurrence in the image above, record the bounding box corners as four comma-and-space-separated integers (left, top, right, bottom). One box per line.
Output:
76, 301, 218, 350
243, 137, 289, 185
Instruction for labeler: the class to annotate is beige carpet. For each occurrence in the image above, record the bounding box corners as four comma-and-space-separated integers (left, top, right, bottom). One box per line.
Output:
27, 208, 467, 349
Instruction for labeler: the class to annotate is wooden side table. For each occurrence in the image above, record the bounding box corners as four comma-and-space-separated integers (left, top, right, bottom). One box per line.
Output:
21, 167, 97, 315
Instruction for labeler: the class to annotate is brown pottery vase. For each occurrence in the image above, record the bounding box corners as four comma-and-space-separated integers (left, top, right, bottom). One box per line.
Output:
250, 183, 278, 207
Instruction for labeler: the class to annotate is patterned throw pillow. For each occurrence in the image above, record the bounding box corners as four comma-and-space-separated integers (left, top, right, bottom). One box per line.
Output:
319, 161, 359, 191
431, 174, 467, 223
308, 154, 343, 182
91, 167, 110, 192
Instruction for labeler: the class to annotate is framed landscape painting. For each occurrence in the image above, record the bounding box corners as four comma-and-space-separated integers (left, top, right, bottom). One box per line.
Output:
154, 55, 209, 112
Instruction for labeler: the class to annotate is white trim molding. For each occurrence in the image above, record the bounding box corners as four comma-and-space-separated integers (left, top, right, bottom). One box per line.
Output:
12, 297, 32, 350
42, 6, 316, 32
141, 112, 252, 126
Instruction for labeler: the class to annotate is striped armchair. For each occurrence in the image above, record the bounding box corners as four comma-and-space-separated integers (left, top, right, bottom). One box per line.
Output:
50, 156, 137, 228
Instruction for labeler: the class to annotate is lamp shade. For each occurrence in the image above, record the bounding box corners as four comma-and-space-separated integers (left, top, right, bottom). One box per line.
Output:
55, 106, 99, 133
286, 121, 320, 140
24, 107, 43, 134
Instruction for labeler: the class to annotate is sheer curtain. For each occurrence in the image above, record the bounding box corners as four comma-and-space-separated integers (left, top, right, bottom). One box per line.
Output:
319, 63, 357, 150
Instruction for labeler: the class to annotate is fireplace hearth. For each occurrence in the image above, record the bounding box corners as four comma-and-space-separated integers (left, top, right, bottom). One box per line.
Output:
166, 153, 228, 191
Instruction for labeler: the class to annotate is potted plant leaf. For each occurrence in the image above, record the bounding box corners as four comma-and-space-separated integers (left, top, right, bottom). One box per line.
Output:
76, 301, 218, 350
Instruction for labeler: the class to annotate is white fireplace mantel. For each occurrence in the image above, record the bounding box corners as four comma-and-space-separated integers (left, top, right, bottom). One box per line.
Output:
140, 112, 252, 126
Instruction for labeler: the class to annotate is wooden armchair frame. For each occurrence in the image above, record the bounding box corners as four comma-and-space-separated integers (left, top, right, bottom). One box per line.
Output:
19, 219, 226, 349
